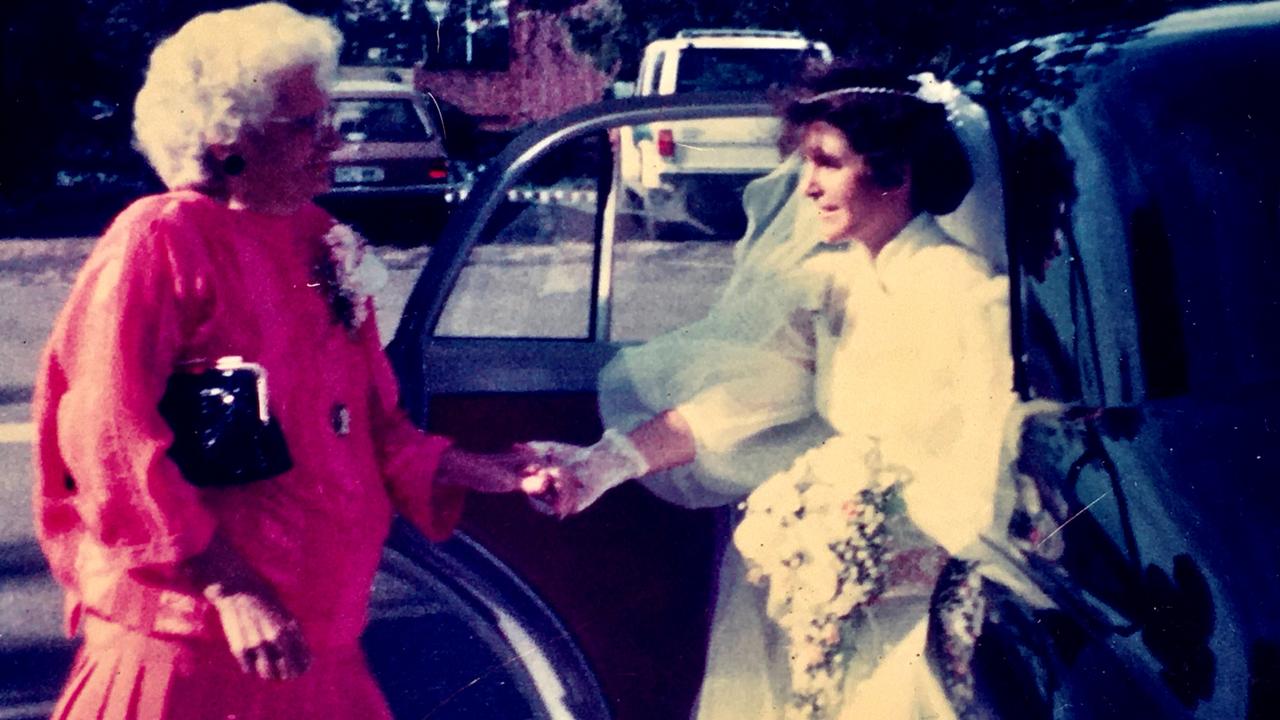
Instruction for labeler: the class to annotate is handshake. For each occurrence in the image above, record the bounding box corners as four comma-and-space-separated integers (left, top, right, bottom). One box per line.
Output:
518, 429, 651, 518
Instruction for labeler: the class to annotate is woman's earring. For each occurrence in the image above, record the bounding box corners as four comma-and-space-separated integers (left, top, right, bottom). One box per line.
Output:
222, 154, 246, 176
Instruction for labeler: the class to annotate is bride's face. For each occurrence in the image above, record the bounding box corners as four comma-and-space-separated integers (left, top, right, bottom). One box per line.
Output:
799, 121, 901, 245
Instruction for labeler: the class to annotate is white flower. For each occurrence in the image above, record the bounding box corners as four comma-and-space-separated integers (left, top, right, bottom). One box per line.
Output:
749, 467, 807, 516
733, 433, 917, 720
913, 71, 964, 107
792, 561, 840, 612
318, 223, 388, 332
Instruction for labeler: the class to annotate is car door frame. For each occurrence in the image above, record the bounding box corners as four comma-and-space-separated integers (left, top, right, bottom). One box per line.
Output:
387, 92, 776, 423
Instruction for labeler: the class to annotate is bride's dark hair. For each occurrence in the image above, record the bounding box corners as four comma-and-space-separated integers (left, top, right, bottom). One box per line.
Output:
779, 63, 973, 215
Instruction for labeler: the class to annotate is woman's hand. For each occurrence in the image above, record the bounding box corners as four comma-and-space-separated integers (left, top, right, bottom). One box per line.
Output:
205, 580, 311, 680
522, 430, 652, 518
436, 445, 540, 493
184, 534, 310, 680
520, 441, 589, 518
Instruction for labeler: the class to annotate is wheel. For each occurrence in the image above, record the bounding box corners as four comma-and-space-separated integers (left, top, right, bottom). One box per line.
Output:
364, 520, 610, 720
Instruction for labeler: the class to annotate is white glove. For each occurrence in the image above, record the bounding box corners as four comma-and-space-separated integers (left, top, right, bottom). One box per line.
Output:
523, 429, 651, 517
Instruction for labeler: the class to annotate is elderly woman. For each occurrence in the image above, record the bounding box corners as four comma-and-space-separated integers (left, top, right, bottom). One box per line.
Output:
530, 66, 1018, 719
31, 4, 528, 718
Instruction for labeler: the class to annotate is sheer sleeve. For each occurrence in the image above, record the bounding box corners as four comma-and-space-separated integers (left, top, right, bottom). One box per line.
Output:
39, 197, 219, 571
358, 307, 465, 541
598, 160, 836, 508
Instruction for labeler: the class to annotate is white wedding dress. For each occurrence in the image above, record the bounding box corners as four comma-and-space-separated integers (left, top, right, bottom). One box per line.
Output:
725, 213, 1017, 720
597, 91, 1021, 718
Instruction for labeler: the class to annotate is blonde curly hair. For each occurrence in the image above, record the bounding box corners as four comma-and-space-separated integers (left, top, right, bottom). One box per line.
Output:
133, 2, 342, 190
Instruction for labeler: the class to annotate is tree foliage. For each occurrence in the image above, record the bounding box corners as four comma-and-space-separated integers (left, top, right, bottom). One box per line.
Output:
2, 0, 343, 203
531, 0, 1244, 78
0, 0, 1255, 222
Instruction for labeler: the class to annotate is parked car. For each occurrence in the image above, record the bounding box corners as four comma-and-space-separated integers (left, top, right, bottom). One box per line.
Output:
383, 2, 1280, 718
318, 78, 459, 244
617, 29, 830, 237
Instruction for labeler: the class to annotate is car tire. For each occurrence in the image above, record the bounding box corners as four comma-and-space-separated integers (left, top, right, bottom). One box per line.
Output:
364, 519, 610, 720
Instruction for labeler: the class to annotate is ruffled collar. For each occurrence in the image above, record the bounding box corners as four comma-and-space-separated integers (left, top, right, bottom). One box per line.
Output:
848, 213, 953, 294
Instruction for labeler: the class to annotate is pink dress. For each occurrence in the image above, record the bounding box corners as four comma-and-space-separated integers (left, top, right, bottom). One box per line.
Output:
31, 191, 465, 719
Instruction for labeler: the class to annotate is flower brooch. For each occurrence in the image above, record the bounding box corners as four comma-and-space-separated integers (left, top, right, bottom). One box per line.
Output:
314, 223, 389, 334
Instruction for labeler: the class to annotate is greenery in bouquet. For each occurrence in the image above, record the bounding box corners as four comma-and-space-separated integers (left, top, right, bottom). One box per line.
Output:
734, 437, 912, 719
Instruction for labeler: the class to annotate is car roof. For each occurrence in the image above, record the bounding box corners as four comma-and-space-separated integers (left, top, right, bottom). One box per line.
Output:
962, 0, 1280, 114
1145, 0, 1280, 38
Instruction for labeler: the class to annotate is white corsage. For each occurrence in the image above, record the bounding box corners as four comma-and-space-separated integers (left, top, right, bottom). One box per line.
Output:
315, 223, 389, 333
734, 436, 912, 720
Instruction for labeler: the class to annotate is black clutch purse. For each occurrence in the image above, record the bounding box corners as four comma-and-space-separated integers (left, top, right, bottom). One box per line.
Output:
158, 356, 293, 487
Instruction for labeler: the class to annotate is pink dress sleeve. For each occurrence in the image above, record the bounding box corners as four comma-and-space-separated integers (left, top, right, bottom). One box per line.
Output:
37, 197, 219, 572
356, 304, 466, 541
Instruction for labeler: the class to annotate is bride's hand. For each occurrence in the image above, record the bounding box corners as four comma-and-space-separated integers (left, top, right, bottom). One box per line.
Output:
521, 441, 589, 519
522, 430, 651, 518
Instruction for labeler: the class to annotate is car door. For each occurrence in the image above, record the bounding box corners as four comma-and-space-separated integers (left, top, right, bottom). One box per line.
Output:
387, 93, 781, 720
984, 12, 1280, 717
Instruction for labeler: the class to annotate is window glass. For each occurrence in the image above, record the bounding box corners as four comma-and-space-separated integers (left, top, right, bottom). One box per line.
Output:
334, 99, 431, 143
435, 133, 608, 339
674, 48, 810, 93
1088, 45, 1280, 400
1129, 75, 1280, 397
1027, 37, 1280, 404
611, 117, 774, 341
648, 51, 665, 95
1006, 126, 1087, 403
434, 118, 777, 342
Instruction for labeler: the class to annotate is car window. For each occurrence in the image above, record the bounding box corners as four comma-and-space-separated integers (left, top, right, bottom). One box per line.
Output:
646, 51, 665, 96
674, 48, 810, 93
1114, 48, 1280, 400
609, 212, 739, 342
1010, 33, 1280, 405
435, 132, 607, 339
434, 120, 765, 341
334, 98, 432, 143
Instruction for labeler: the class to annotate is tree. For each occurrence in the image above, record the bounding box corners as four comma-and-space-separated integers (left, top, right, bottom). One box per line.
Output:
533, 0, 1244, 79
421, 0, 512, 70
2, 0, 344, 228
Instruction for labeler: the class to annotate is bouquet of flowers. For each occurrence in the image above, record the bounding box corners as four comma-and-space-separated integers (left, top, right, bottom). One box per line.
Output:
314, 223, 388, 333
733, 436, 912, 719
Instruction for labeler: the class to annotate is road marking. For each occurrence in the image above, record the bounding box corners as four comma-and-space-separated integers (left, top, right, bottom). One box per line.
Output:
0, 422, 34, 443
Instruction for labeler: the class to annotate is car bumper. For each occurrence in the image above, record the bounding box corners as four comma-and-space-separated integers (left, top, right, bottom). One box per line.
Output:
323, 182, 463, 199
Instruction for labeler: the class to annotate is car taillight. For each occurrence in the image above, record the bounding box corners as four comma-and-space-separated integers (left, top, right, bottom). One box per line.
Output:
428, 158, 449, 180
657, 128, 675, 158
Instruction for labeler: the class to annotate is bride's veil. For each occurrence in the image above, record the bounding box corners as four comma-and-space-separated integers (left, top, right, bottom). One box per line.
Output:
597, 80, 1007, 508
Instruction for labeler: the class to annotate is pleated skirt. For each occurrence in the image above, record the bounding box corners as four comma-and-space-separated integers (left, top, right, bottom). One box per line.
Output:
52, 615, 392, 720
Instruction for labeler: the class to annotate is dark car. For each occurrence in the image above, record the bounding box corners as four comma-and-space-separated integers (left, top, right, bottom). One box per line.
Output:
381, 2, 1280, 718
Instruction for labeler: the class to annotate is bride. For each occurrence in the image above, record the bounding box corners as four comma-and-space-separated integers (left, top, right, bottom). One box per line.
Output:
525, 66, 1018, 719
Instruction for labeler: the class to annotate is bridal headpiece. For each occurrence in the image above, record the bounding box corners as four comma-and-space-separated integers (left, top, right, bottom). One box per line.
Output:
797, 72, 959, 110
798, 85, 920, 104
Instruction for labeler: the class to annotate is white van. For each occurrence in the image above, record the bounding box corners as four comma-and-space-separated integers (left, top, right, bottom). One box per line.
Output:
619, 29, 831, 236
